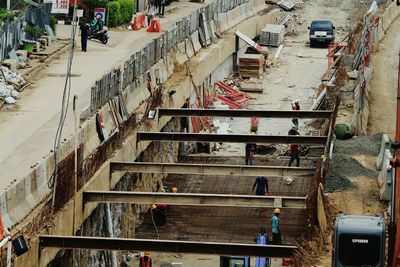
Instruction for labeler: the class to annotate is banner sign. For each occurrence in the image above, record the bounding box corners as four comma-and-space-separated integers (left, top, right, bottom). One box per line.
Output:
50, 0, 69, 14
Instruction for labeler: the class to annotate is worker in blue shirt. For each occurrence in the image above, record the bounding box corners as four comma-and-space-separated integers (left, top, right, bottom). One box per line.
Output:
270, 208, 281, 244
252, 176, 269, 196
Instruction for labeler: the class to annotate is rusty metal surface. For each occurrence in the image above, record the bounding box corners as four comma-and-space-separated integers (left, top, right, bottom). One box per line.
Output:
110, 162, 315, 177
137, 132, 328, 145
157, 108, 333, 119
134, 171, 311, 245
39, 235, 297, 257
83, 191, 307, 208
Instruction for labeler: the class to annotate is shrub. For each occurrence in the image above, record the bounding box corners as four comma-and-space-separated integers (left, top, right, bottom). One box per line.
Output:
106, 0, 133, 27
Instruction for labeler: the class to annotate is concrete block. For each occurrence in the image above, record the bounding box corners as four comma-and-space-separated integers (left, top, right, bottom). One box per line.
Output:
185, 38, 195, 58
37, 37, 48, 47
16, 49, 28, 58
376, 134, 390, 170
175, 41, 189, 65
379, 149, 393, 201
191, 31, 202, 52
2, 59, 18, 72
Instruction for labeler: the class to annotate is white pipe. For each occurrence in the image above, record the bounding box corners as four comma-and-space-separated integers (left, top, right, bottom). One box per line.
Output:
7, 239, 11, 267
329, 141, 334, 159
0, 236, 11, 249
105, 204, 117, 267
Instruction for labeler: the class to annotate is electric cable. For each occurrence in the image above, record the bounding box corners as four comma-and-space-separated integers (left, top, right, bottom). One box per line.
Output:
150, 207, 160, 239
48, 3, 79, 209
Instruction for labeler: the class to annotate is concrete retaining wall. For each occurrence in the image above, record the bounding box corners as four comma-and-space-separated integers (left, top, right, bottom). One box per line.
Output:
352, 2, 400, 134
14, 2, 281, 266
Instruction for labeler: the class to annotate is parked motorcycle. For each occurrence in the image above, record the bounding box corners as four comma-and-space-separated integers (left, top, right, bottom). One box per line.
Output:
88, 26, 109, 44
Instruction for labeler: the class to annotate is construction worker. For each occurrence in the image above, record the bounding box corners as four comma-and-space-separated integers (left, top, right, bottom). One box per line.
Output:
151, 204, 166, 226
252, 176, 269, 196
171, 186, 178, 193
288, 142, 300, 167
288, 125, 299, 136
139, 251, 152, 267
254, 227, 270, 267
245, 131, 257, 165
270, 208, 281, 245
291, 100, 300, 128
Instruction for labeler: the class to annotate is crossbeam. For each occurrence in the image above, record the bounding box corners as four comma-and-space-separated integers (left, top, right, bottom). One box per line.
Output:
137, 132, 328, 145
39, 236, 297, 257
110, 162, 315, 177
158, 108, 333, 119
83, 191, 307, 209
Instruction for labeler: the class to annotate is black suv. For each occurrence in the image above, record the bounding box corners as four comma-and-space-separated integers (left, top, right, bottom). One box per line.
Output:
308, 20, 335, 47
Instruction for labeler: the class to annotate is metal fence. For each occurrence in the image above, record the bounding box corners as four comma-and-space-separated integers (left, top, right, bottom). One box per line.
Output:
90, 0, 249, 115
0, 16, 24, 62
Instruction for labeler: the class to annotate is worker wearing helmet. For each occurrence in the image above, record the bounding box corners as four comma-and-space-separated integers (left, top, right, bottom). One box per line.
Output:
291, 100, 300, 128
270, 208, 281, 244
171, 186, 178, 193
139, 251, 152, 267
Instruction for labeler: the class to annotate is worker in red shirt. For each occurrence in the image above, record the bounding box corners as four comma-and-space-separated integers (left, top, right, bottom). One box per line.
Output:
288, 143, 300, 167
139, 252, 152, 267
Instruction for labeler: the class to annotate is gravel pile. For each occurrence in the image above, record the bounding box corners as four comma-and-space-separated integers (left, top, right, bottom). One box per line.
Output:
325, 134, 381, 192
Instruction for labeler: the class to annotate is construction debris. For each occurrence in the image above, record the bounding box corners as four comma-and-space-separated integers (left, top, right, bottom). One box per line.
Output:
260, 24, 285, 47
0, 66, 25, 105
276, 0, 295, 11
214, 81, 250, 108
240, 79, 263, 93
238, 52, 265, 78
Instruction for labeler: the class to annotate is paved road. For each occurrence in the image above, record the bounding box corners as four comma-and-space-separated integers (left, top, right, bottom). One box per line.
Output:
0, 1, 206, 189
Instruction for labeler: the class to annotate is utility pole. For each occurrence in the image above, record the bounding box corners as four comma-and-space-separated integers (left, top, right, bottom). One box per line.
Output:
7, 0, 10, 10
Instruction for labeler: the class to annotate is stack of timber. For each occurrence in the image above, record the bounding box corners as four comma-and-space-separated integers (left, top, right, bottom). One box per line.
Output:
238, 52, 265, 79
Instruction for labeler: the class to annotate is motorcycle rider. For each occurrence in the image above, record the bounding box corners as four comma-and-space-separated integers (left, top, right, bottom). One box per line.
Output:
91, 14, 104, 34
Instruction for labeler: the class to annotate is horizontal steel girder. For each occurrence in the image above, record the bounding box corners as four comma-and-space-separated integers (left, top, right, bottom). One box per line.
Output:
158, 108, 333, 119
83, 191, 307, 209
39, 236, 297, 257
110, 162, 315, 177
137, 132, 328, 145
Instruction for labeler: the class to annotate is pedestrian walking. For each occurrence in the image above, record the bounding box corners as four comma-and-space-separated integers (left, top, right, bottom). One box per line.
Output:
288, 143, 300, 167
291, 100, 300, 128
252, 176, 269, 196
270, 208, 281, 245
79, 20, 89, 52
146, 1, 155, 26
158, 0, 165, 17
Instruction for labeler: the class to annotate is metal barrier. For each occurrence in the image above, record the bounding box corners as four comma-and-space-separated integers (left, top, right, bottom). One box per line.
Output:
89, 0, 251, 115
0, 16, 24, 62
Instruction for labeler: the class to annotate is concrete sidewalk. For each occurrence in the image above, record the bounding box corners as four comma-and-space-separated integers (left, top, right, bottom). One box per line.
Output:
0, 1, 206, 190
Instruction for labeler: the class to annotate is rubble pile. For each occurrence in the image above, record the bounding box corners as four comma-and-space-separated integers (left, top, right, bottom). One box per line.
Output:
0, 66, 26, 105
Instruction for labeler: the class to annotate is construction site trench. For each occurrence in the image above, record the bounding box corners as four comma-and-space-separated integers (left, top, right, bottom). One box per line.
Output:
4, 0, 398, 266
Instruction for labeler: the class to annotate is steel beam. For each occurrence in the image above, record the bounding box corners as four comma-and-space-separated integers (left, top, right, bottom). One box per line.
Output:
158, 108, 333, 119
137, 132, 328, 145
110, 162, 315, 177
39, 236, 297, 257
83, 191, 307, 209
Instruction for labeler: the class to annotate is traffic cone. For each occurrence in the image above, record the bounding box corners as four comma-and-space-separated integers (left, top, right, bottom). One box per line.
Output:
154, 19, 162, 32
147, 19, 162, 33
132, 16, 141, 30
140, 14, 147, 27
147, 19, 156, 32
